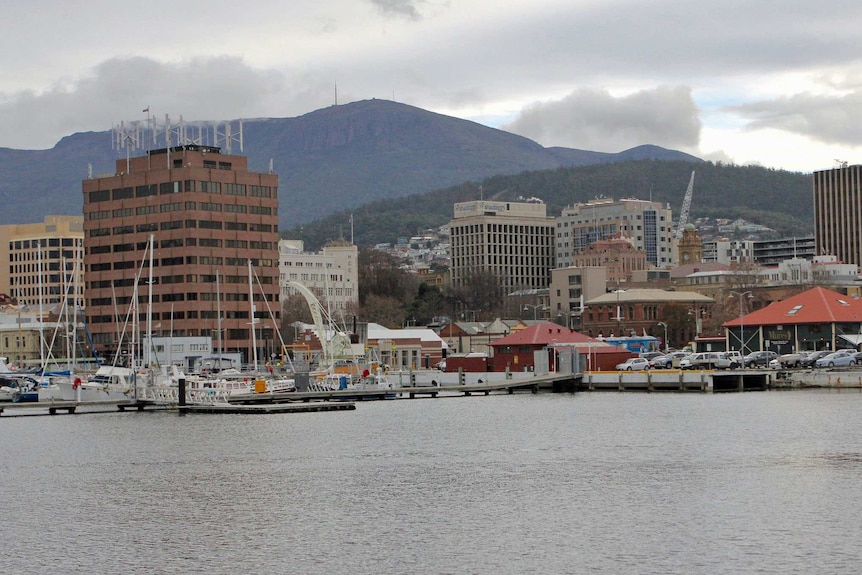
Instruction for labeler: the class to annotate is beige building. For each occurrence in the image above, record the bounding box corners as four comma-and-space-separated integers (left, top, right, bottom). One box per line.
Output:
279, 239, 358, 317
556, 198, 675, 269
549, 266, 607, 331
449, 199, 555, 291
0, 215, 84, 309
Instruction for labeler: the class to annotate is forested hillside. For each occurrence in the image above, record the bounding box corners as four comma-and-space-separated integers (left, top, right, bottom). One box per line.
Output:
287, 159, 813, 250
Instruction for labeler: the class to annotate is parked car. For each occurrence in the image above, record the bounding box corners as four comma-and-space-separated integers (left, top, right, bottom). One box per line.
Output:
639, 351, 664, 362
800, 350, 831, 367
649, 351, 688, 369
615, 357, 651, 371
679, 352, 735, 370
743, 351, 778, 368
814, 350, 857, 368
777, 350, 811, 368
725, 351, 743, 366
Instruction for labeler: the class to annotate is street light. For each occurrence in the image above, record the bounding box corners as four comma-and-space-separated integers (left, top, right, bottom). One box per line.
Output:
524, 304, 547, 320
687, 307, 705, 336
729, 291, 754, 356
657, 321, 668, 352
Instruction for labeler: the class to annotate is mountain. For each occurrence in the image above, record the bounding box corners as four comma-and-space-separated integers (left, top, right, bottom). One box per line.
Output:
0, 99, 701, 228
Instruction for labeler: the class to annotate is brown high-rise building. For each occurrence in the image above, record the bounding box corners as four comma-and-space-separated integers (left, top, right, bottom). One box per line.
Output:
814, 164, 862, 267
82, 145, 279, 363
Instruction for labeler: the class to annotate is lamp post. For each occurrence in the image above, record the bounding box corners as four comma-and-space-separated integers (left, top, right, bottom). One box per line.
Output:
687, 307, 705, 336
657, 321, 668, 352
729, 291, 753, 355
524, 304, 546, 320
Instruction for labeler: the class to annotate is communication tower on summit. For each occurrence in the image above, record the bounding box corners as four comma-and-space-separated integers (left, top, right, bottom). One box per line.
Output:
674, 171, 695, 240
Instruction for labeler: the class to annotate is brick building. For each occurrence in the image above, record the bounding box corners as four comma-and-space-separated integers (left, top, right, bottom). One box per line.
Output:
82, 145, 279, 363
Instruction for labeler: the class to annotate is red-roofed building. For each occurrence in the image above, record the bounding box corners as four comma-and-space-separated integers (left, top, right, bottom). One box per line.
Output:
722, 286, 862, 354
489, 322, 632, 372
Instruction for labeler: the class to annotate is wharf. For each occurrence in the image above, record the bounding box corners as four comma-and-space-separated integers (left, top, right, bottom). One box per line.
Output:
230, 373, 577, 403
0, 399, 143, 417
580, 369, 772, 392
179, 402, 356, 414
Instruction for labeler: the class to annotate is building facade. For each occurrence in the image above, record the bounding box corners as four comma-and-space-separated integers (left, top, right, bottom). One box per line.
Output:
548, 266, 608, 331
556, 198, 674, 269
569, 237, 648, 284
449, 199, 555, 291
752, 236, 815, 265
82, 145, 280, 363
279, 239, 358, 317
814, 164, 862, 267
0, 216, 84, 308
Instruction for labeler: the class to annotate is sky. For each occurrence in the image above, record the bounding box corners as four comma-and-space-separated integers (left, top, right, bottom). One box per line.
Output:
2, 0, 862, 173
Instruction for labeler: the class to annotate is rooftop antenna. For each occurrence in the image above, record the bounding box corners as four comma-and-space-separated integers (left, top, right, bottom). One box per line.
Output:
214, 120, 243, 153
112, 120, 143, 174
835, 159, 848, 168
334, 82, 338, 106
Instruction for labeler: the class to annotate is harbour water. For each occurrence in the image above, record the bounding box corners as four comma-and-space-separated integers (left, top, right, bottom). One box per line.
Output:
3, 389, 862, 574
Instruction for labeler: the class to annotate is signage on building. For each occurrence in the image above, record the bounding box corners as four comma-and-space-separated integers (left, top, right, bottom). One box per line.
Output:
766, 330, 791, 342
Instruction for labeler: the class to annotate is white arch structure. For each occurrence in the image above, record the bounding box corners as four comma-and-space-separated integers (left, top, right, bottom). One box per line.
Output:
286, 281, 353, 370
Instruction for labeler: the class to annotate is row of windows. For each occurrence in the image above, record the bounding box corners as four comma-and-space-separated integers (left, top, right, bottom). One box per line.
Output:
88, 273, 276, 289
10, 238, 80, 250
87, 256, 277, 271
90, 329, 254, 344
89, 290, 274, 306
9, 249, 80, 262
89, 221, 275, 237
88, 182, 276, 203
86, 239, 274, 254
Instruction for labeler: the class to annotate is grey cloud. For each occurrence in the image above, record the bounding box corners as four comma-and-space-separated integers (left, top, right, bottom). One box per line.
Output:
0, 56, 310, 149
503, 86, 701, 152
731, 90, 862, 146
366, 0, 425, 20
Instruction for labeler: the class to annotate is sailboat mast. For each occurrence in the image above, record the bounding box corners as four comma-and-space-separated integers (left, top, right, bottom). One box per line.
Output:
249, 260, 258, 371
145, 234, 154, 370
216, 270, 223, 360
38, 242, 45, 369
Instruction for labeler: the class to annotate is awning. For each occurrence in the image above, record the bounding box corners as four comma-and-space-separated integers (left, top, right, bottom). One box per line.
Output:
839, 334, 862, 345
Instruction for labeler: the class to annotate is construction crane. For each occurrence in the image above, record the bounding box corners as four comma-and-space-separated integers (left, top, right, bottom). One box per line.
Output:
674, 171, 695, 240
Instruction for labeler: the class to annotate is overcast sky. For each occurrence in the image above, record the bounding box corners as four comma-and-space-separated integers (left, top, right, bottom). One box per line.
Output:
2, 0, 861, 172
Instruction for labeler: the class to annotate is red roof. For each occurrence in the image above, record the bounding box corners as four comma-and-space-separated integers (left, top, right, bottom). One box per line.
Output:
491, 322, 601, 346
723, 286, 862, 327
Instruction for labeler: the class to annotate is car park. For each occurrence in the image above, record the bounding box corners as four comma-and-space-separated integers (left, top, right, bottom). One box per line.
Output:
777, 350, 811, 368
743, 351, 778, 368
800, 350, 831, 367
679, 352, 735, 370
649, 351, 689, 369
615, 357, 651, 371
814, 350, 857, 368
